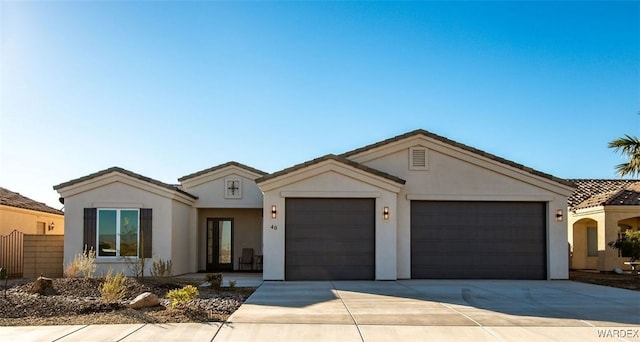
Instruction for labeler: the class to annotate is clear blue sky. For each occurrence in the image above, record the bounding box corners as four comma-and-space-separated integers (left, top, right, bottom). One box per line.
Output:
1, 1, 638, 209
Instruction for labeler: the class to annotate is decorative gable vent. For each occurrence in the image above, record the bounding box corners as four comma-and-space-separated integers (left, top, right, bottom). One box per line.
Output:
224, 178, 242, 199
409, 147, 428, 170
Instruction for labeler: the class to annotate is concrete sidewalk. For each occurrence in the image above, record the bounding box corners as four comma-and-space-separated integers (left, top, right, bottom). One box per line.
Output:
1, 280, 639, 341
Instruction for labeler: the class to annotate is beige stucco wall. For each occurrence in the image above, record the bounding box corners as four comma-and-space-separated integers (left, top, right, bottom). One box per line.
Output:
196, 208, 262, 271
171, 200, 196, 275
348, 135, 574, 280
259, 161, 402, 280
570, 206, 640, 272
57, 174, 195, 276
181, 167, 263, 209
569, 218, 599, 270
0, 205, 64, 236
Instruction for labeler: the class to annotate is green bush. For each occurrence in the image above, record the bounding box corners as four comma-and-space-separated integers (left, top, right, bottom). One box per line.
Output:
151, 258, 173, 277
166, 285, 199, 308
100, 269, 127, 303
204, 273, 222, 288
228, 280, 237, 288
609, 230, 640, 261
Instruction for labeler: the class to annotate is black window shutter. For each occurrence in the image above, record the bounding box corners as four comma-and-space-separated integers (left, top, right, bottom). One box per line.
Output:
140, 208, 152, 258
83, 208, 97, 252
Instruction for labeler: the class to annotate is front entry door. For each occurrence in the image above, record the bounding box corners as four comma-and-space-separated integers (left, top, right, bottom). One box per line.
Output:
207, 218, 233, 271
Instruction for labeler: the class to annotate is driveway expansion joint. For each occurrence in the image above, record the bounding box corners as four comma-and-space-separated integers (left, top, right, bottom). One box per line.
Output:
330, 281, 365, 342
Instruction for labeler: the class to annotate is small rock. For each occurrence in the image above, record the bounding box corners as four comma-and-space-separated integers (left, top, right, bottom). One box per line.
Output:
614, 268, 624, 274
29, 277, 54, 295
129, 292, 159, 309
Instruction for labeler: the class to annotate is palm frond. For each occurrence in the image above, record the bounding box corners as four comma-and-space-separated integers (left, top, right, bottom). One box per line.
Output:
608, 134, 640, 155
609, 134, 640, 178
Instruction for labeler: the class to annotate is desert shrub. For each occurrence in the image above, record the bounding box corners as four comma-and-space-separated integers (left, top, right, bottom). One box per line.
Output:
151, 258, 173, 277
228, 280, 237, 288
63, 261, 79, 278
609, 230, 640, 261
204, 273, 222, 288
100, 269, 127, 303
166, 285, 199, 308
65, 246, 96, 278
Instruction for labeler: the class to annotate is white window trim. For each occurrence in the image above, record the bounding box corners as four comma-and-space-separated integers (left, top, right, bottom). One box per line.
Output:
96, 208, 140, 259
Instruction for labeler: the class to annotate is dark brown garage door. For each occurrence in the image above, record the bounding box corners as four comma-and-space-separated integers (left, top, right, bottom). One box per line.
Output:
411, 201, 546, 279
285, 198, 375, 280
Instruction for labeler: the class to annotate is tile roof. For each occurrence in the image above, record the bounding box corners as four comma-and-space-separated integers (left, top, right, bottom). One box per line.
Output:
255, 154, 407, 185
567, 179, 640, 210
178, 161, 268, 182
53, 167, 198, 199
0, 187, 64, 215
341, 129, 575, 188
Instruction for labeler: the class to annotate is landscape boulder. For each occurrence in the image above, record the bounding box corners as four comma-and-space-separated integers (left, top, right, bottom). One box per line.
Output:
29, 276, 55, 295
129, 292, 160, 309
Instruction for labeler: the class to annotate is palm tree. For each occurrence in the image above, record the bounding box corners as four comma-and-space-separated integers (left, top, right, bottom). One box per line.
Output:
608, 134, 640, 177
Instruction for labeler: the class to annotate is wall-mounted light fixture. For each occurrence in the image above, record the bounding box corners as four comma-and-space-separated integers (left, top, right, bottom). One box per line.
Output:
555, 209, 563, 222
48, 222, 55, 231
383, 206, 390, 220
271, 205, 277, 219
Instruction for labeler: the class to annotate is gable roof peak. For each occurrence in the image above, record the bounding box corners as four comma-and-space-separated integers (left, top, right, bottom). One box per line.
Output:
255, 153, 406, 185
341, 128, 573, 188
53, 166, 197, 199
178, 161, 267, 182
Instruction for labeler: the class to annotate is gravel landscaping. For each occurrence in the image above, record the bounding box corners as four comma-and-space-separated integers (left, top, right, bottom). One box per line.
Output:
0, 277, 256, 326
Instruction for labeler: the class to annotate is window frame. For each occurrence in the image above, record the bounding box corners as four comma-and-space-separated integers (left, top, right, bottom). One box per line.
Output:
586, 226, 598, 257
96, 208, 140, 259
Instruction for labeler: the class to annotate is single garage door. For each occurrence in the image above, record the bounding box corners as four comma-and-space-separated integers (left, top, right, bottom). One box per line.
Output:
285, 198, 375, 280
411, 201, 546, 279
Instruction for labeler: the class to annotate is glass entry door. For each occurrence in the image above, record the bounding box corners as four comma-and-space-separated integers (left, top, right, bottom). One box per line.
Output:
206, 218, 233, 271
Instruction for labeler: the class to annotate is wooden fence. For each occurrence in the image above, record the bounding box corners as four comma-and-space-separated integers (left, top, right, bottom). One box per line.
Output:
0, 230, 64, 278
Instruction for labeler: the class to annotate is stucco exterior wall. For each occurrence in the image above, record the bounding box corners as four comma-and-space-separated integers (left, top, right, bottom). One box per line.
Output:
196, 208, 262, 271
569, 218, 599, 270
0, 205, 64, 236
181, 169, 263, 209
349, 136, 573, 279
171, 200, 195, 275
260, 165, 401, 281
569, 207, 640, 272
60, 180, 188, 277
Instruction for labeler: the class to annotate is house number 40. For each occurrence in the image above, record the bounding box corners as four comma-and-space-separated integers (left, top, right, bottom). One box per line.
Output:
270, 225, 278, 230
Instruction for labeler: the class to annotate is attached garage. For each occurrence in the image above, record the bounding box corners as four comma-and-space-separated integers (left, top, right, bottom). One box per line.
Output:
285, 198, 375, 280
411, 201, 546, 279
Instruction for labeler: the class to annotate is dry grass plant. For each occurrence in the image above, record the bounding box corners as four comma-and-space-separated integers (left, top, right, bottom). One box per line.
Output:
100, 269, 127, 303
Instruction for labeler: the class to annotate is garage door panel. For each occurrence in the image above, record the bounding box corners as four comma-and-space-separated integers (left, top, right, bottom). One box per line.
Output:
286, 198, 375, 281
411, 201, 546, 280
286, 266, 373, 280
286, 240, 374, 254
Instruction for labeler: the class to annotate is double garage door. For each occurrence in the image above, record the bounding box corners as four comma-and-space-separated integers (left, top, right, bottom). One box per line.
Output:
284, 199, 546, 280
411, 201, 547, 279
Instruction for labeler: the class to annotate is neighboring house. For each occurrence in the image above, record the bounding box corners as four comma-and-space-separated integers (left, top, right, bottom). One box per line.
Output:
54, 129, 575, 280
0, 187, 64, 236
567, 179, 640, 272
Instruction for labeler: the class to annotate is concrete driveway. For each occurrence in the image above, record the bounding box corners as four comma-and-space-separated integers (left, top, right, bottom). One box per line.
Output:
216, 280, 640, 341
2, 279, 638, 341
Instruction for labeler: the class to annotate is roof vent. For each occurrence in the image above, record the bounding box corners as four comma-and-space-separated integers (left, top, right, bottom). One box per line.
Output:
410, 147, 428, 170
